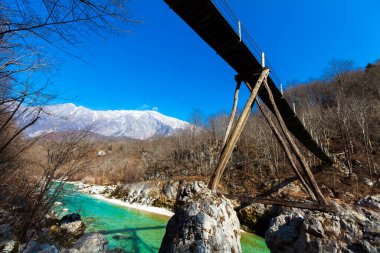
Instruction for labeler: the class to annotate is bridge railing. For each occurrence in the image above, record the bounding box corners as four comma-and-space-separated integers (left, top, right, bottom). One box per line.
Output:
211, 0, 283, 90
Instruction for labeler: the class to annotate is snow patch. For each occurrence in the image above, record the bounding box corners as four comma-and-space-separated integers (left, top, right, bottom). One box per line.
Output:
17, 103, 189, 139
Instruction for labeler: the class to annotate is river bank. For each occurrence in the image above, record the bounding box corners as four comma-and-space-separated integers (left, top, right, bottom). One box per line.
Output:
67, 179, 380, 252
58, 182, 270, 252
70, 180, 176, 216
70, 180, 248, 232
91, 194, 174, 217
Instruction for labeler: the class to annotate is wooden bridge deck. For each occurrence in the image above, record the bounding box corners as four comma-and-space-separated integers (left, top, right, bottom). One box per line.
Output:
164, 0, 332, 163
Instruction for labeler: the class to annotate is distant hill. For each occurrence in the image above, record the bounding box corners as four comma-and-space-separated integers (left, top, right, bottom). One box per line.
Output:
19, 103, 189, 139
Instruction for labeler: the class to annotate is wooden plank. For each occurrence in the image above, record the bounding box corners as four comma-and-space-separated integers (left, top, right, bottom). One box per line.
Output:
227, 194, 337, 213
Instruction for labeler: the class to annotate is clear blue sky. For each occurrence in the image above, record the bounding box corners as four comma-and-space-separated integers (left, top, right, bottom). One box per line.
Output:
48, 0, 380, 121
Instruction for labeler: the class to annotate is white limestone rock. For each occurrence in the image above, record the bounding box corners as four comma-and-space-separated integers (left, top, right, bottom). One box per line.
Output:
265, 208, 307, 252
159, 181, 242, 253
162, 180, 179, 200
265, 200, 380, 253
60, 220, 86, 238
73, 233, 108, 253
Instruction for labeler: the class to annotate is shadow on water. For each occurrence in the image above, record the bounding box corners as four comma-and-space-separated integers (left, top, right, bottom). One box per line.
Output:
97, 226, 166, 253
101, 226, 166, 235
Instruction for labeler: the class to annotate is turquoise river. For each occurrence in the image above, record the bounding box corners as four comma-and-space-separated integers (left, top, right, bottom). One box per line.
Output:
56, 184, 269, 252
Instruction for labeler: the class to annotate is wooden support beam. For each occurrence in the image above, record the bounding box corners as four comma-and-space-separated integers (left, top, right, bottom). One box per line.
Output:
262, 81, 327, 205
227, 194, 336, 213
208, 68, 270, 190
222, 81, 241, 147
256, 99, 318, 202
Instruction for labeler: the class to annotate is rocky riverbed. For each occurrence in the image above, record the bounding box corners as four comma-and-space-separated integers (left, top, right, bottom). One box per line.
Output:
2, 179, 378, 252
75, 179, 380, 252
0, 209, 108, 253
236, 195, 380, 252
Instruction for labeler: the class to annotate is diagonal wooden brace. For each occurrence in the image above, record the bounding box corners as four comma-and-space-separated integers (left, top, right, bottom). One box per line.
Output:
261, 80, 327, 205
256, 98, 318, 202
208, 68, 270, 190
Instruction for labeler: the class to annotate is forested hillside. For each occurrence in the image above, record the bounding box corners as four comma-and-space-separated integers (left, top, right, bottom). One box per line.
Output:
73, 60, 380, 203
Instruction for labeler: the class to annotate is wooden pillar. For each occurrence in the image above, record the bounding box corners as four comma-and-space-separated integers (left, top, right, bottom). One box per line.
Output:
262, 81, 327, 205
209, 68, 270, 190
256, 99, 317, 201
222, 81, 241, 147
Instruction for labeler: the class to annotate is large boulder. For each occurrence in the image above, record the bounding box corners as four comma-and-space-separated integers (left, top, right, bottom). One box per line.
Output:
49, 212, 86, 246
60, 221, 86, 239
159, 181, 242, 253
265, 198, 380, 253
57, 213, 86, 239
162, 180, 179, 200
265, 208, 309, 252
73, 233, 108, 253
237, 203, 282, 236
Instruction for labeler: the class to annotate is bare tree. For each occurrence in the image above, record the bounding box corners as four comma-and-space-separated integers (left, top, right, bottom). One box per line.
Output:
0, 0, 135, 244
12, 131, 94, 242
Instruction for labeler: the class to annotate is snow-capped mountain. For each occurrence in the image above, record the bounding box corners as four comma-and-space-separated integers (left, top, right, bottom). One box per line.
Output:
19, 103, 189, 139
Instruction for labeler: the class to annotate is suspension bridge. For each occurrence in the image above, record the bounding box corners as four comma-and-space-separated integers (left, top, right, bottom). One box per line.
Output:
164, 0, 334, 210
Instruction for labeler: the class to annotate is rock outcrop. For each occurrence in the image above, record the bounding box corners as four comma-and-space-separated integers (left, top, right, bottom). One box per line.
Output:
237, 203, 281, 236
77, 183, 116, 196
70, 233, 108, 253
48, 212, 86, 247
78, 180, 180, 211
358, 194, 380, 211
265, 196, 380, 253
60, 221, 86, 239
159, 181, 242, 253
0, 200, 105, 253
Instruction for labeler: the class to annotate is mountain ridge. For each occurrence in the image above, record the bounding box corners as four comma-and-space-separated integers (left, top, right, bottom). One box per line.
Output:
19, 103, 189, 139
